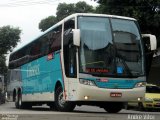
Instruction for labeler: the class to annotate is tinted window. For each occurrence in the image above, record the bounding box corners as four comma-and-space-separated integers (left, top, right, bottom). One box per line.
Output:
146, 86, 160, 93
9, 46, 29, 69
48, 26, 62, 53
9, 25, 62, 69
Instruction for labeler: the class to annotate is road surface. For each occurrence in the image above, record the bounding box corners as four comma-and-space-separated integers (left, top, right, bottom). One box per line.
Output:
0, 102, 160, 120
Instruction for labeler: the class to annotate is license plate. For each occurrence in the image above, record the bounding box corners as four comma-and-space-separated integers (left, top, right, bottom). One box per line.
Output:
110, 92, 122, 97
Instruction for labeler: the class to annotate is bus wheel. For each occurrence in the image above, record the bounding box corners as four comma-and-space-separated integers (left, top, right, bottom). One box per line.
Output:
15, 93, 22, 109
138, 102, 145, 111
55, 86, 75, 112
15, 92, 30, 109
48, 103, 56, 111
124, 102, 130, 110
103, 102, 123, 113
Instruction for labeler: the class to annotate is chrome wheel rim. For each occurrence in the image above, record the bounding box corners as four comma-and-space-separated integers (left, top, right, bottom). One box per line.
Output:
58, 92, 65, 107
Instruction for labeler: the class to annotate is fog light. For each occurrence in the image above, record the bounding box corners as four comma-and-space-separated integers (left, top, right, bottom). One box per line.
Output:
138, 97, 141, 101
84, 96, 89, 100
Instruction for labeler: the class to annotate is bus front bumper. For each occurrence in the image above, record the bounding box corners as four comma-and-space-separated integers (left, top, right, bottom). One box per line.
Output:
73, 84, 145, 102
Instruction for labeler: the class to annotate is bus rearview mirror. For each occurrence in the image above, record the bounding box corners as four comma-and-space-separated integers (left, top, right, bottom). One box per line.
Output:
73, 29, 80, 47
142, 34, 157, 51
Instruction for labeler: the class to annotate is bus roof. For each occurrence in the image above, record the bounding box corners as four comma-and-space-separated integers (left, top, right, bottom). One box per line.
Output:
11, 13, 136, 55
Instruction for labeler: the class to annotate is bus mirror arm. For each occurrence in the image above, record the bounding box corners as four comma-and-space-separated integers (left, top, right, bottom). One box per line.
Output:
72, 29, 80, 47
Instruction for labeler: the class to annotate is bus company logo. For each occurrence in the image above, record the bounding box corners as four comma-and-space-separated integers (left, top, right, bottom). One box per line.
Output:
27, 64, 40, 77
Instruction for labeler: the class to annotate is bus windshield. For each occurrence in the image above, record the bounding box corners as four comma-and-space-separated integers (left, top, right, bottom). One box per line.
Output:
78, 16, 144, 78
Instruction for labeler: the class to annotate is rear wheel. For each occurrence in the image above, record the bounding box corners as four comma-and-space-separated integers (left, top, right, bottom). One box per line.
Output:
15, 92, 31, 109
103, 102, 123, 113
15, 92, 22, 109
55, 86, 75, 112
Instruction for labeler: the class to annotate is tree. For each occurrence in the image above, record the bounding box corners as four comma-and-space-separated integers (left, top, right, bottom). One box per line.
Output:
96, 0, 160, 47
39, 16, 57, 32
39, 1, 95, 32
75, 1, 94, 13
56, 1, 95, 21
0, 26, 21, 55
0, 55, 7, 75
56, 3, 75, 21
0, 25, 21, 75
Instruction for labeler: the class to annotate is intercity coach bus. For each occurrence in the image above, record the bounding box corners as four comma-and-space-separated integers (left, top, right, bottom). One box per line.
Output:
7, 13, 157, 113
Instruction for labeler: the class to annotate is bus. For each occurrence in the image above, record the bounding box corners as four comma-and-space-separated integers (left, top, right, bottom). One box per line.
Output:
7, 13, 157, 113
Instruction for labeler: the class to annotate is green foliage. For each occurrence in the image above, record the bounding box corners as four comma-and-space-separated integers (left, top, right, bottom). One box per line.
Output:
56, 3, 75, 21
56, 1, 95, 21
0, 25, 21, 74
0, 26, 21, 55
39, 1, 95, 32
0, 55, 7, 75
39, 16, 57, 32
96, 0, 160, 47
75, 1, 95, 13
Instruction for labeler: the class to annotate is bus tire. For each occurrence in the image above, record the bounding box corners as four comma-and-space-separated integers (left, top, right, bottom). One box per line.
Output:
13, 90, 16, 102
138, 102, 145, 111
15, 92, 22, 109
124, 102, 130, 110
55, 86, 75, 112
15, 92, 31, 109
103, 102, 123, 113
49, 103, 56, 111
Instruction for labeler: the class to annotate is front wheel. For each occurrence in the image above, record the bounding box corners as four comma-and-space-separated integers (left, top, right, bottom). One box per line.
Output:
49, 103, 56, 111
55, 86, 75, 112
138, 102, 145, 111
103, 102, 123, 113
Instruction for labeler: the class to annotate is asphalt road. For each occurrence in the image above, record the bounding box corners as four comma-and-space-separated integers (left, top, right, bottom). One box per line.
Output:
0, 102, 160, 120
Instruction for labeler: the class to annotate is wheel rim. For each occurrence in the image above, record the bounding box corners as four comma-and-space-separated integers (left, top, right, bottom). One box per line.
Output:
58, 92, 65, 107
19, 95, 22, 107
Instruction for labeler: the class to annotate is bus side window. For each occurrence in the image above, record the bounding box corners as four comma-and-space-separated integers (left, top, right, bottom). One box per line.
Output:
40, 36, 49, 56
9, 46, 30, 68
48, 26, 62, 53
30, 41, 42, 61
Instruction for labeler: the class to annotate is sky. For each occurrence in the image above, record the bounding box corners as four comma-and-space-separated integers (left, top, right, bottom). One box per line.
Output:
0, 0, 98, 51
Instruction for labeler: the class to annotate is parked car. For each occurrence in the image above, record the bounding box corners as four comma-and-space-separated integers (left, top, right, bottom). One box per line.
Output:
126, 84, 160, 111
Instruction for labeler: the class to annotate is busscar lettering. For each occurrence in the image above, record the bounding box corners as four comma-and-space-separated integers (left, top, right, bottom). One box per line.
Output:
27, 64, 40, 77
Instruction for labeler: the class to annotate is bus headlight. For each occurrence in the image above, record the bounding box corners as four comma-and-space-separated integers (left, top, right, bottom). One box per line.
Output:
79, 79, 96, 86
135, 82, 146, 88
